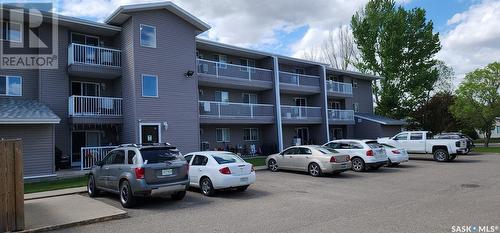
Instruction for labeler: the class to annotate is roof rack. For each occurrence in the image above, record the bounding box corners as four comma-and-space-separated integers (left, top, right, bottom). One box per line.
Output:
118, 142, 173, 148
118, 143, 139, 148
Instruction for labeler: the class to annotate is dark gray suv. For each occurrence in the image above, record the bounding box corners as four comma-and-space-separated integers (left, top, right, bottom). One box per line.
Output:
87, 143, 189, 208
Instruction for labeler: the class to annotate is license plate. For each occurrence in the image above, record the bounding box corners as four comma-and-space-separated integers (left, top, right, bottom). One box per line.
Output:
240, 177, 248, 183
161, 169, 173, 176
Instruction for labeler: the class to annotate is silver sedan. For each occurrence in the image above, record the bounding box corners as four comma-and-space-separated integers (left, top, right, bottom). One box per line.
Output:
266, 145, 352, 177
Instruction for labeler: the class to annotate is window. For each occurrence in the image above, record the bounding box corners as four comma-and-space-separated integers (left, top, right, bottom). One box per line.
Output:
191, 155, 208, 166
103, 151, 116, 165
282, 148, 298, 155
297, 147, 312, 155
140, 24, 156, 48
353, 103, 359, 113
127, 150, 136, 164
214, 54, 227, 69
410, 133, 423, 140
216, 128, 230, 142
239, 58, 256, 72
394, 133, 408, 140
142, 75, 158, 97
140, 148, 181, 164
242, 93, 257, 104
215, 91, 229, 103
244, 128, 259, 141
212, 153, 244, 164
351, 80, 358, 88
349, 142, 364, 149
71, 33, 99, 46
496, 126, 500, 134
1, 21, 22, 42
184, 154, 194, 163
0, 76, 22, 96
112, 150, 125, 164
71, 81, 99, 96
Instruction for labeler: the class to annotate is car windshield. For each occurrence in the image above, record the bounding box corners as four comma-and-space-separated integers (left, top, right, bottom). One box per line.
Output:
314, 146, 338, 154
365, 141, 382, 149
212, 153, 244, 164
380, 143, 395, 148
140, 147, 181, 164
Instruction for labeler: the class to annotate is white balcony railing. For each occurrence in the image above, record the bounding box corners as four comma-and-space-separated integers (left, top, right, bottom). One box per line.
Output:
328, 109, 355, 121
69, 95, 123, 117
68, 43, 121, 68
197, 59, 273, 82
326, 80, 353, 95
80, 146, 118, 170
279, 71, 321, 87
199, 101, 274, 118
281, 105, 322, 119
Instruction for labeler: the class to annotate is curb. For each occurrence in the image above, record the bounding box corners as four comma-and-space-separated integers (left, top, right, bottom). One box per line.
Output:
16, 212, 128, 233
25, 187, 87, 201
255, 166, 268, 171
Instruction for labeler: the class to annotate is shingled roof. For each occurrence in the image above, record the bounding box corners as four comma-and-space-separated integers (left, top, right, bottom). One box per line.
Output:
0, 99, 60, 124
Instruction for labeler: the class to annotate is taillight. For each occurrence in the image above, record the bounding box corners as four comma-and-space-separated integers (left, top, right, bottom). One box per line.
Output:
366, 150, 374, 156
134, 167, 145, 179
392, 150, 401, 154
330, 156, 336, 163
251, 165, 255, 172
219, 167, 231, 175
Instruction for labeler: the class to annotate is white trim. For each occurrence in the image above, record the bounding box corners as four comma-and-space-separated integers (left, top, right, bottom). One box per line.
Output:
0, 119, 60, 124
140, 24, 157, 48
0, 75, 22, 97
321, 66, 330, 141
24, 174, 57, 180
141, 74, 159, 97
139, 123, 162, 144
273, 56, 283, 151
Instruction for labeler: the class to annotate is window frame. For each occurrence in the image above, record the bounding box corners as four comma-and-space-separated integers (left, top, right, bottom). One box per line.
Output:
1, 21, 23, 43
215, 54, 227, 69
216, 128, 230, 142
242, 93, 258, 104
215, 91, 229, 103
243, 128, 259, 141
191, 155, 208, 166
394, 133, 409, 141
0, 75, 22, 96
141, 74, 159, 98
140, 24, 157, 48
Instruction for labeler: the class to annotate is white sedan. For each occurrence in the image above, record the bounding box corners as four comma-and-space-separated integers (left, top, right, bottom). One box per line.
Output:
323, 140, 388, 172
379, 143, 409, 166
184, 151, 256, 196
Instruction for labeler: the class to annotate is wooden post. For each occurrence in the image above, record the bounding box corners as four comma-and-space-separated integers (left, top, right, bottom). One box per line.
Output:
0, 139, 24, 232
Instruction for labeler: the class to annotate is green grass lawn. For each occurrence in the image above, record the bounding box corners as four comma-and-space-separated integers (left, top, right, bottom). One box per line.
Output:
474, 147, 500, 154
25, 176, 87, 194
473, 138, 500, 143
244, 157, 267, 166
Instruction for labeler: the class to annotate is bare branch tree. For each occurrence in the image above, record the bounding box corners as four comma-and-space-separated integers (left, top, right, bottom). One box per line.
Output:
321, 25, 358, 70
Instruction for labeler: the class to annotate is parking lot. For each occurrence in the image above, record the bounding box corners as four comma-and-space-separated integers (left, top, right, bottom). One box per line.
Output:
52, 153, 500, 233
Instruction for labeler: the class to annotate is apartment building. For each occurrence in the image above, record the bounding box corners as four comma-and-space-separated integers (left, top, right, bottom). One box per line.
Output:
0, 2, 405, 178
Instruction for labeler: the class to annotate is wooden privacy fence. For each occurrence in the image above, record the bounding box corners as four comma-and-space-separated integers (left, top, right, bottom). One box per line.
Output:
0, 139, 24, 232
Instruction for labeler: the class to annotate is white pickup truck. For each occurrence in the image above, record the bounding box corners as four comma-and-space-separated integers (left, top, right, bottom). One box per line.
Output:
378, 131, 468, 162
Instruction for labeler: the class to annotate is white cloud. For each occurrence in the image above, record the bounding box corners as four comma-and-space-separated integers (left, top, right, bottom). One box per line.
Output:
438, 0, 500, 85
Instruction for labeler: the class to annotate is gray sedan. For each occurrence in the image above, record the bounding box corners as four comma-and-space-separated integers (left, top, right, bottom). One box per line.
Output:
266, 145, 352, 177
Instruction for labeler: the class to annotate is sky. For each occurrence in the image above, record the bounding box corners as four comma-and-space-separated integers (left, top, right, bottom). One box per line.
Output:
54, 0, 500, 85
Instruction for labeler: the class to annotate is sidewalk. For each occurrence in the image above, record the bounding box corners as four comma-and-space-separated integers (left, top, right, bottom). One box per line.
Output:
25, 187, 87, 200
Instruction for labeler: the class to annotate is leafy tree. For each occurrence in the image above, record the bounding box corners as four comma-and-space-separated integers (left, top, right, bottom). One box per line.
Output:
351, 0, 441, 119
450, 62, 500, 147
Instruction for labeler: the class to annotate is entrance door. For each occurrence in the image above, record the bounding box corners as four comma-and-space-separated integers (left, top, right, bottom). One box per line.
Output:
141, 124, 160, 144
295, 128, 310, 145
332, 128, 344, 140
294, 98, 307, 118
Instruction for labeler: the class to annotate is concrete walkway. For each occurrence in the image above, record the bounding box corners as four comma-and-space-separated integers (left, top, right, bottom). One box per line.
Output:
25, 187, 87, 200
23, 194, 127, 233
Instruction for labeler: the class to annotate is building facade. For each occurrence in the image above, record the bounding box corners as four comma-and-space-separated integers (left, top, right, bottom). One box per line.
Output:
0, 2, 404, 178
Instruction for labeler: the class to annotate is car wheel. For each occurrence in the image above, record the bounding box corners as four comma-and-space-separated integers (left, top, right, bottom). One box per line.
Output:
119, 180, 136, 208
87, 175, 99, 197
236, 185, 249, 192
171, 191, 186, 200
267, 159, 279, 172
200, 177, 215, 196
308, 163, 322, 177
433, 149, 449, 162
351, 158, 365, 172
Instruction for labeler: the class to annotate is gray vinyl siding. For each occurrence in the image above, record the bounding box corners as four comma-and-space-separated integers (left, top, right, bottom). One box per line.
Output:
120, 17, 137, 144
351, 78, 374, 113
129, 10, 200, 153
0, 124, 55, 177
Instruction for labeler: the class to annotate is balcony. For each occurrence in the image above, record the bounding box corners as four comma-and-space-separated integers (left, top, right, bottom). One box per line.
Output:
326, 80, 353, 97
68, 95, 123, 124
67, 43, 122, 79
197, 59, 273, 90
199, 101, 275, 124
281, 105, 322, 124
328, 109, 355, 125
279, 72, 321, 94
